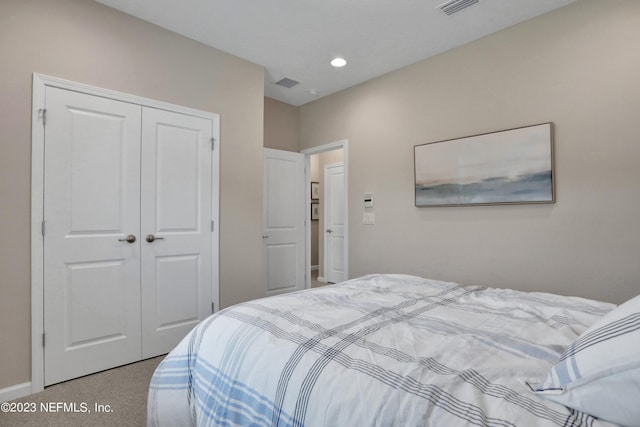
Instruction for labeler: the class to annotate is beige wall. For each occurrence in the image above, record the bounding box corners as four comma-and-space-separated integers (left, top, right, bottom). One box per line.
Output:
299, 0, 640, 304
0, 0, 264, 390
264, 97, 299, 151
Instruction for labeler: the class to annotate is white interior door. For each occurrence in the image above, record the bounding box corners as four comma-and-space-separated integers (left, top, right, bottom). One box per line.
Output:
263, 148, 306, 295
43, 87, 142, 385
324, 163, 346, 284
140, 107, 214, 358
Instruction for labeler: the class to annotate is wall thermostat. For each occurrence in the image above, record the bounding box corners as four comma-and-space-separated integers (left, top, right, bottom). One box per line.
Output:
364, 193, 374, 208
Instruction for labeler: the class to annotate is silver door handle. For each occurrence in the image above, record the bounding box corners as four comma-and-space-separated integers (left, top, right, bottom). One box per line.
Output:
146, 234, 164, 243
326, 229, 333, 233
118, 234, 136, 243
262, 235, 269, 239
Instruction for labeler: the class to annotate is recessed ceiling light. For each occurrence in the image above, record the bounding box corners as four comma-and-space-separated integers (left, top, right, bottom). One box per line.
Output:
330, 57, 347, 68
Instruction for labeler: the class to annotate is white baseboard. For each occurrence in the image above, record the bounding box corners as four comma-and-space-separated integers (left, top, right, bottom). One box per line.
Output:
318, 276, 327, 283
0, 382, 32, 403
311, 265, 319, 271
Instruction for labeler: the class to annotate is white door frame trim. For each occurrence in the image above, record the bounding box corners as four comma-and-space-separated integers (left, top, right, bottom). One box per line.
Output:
301, 140, 349, 290
30, 73, 220, 394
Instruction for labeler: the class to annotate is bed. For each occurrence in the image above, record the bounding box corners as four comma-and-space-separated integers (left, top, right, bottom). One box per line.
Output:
147, 274, 639, 427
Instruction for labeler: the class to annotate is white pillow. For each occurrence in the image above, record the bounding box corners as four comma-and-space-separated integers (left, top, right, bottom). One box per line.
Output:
534, 294, 640, 426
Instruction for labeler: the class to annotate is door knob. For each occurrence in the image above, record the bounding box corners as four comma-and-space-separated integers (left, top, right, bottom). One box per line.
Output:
146, 234, 165, 243
118, 234, 136, 244
326, 229, 333, 233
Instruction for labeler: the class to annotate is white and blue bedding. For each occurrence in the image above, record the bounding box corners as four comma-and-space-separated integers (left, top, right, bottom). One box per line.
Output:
147, 274, 618, 427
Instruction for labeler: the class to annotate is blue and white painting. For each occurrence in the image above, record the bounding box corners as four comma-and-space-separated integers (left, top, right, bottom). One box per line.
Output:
414, 123, 554, 206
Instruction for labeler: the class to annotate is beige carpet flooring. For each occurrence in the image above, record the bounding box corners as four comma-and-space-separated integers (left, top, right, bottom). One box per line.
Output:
0, 356, 164, 427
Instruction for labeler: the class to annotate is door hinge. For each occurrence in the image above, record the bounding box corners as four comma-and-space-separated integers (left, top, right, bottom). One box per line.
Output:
211, 302, 215, 313
210, 137, 215, 151
41, 220, 46, 237
39, 108, 47, 126
211, 220, 215, 232
42, 332, 45, 347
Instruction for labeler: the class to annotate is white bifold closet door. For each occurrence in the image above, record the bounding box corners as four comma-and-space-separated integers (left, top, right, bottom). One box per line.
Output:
43, 86, 213, 385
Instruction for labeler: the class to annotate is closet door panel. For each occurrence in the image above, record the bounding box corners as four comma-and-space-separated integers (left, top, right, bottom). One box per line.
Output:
141, 107, 213, 358
43, 87, 142, 386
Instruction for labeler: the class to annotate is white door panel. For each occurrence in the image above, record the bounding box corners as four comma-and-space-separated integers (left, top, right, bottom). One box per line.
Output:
141, 107, 213, 358
154, 124, 200, 231
44, 87, 142, 385
266, 244, 297, 291
155, 255, 200, 326
263, 149, 305, 295
325, 163, 346, 284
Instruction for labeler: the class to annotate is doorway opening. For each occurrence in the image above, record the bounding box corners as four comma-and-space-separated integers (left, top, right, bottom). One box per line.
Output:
302, 140, 348, 289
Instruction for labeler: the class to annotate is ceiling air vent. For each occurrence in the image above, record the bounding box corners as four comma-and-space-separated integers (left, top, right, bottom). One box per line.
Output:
437, 0, 479, 16
274, 77, 300, 89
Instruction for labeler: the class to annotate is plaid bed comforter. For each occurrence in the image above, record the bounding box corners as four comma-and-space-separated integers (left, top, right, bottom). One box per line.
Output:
147, 274, 618, 427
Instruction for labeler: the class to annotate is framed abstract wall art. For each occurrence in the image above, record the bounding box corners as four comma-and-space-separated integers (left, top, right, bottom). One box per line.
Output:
414, 123, 555, 207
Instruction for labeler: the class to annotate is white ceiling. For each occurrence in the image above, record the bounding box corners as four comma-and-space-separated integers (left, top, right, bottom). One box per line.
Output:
95, 0, 576, 106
